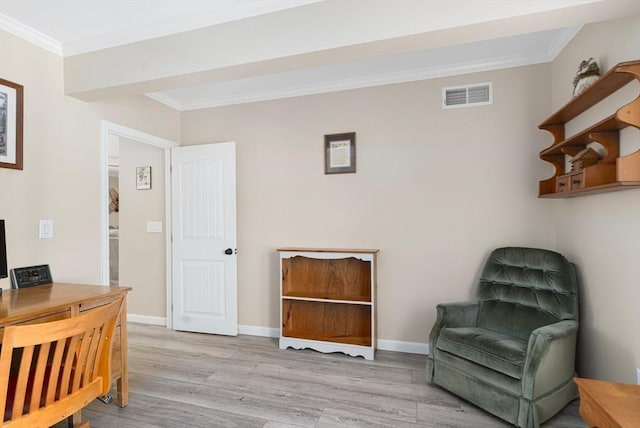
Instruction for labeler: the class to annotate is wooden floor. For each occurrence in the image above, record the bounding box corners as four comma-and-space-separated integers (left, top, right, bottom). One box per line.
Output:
79, 323, 586, 427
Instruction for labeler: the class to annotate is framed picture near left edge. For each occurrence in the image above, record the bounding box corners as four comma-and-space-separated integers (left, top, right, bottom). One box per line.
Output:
0, 78, 24, 170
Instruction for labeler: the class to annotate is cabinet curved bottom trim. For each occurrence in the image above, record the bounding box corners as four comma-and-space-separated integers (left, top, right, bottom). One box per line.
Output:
279, 337, 374, 360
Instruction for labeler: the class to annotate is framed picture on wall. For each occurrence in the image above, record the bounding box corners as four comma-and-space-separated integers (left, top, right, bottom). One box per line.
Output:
136, 166, 152, 190
325, 132, 356, 174
0, 78, 24, 170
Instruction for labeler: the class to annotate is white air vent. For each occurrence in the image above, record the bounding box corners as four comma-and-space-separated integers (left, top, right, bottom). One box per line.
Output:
442, 82, 492, 109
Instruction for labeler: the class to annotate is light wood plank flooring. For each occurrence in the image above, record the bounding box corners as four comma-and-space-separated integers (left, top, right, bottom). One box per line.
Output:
80, 323, 586, 427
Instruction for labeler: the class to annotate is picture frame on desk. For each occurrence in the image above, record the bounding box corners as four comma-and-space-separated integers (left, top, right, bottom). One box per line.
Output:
325, 132, 356, 174
0, 78, 24, 170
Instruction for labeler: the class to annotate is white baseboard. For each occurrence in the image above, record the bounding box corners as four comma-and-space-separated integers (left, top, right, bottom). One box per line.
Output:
128, 314, 167, 326
129, 317, 429, 355
377, 339, 429, 355
238, 324, 279, 338
240, 325, 429, 355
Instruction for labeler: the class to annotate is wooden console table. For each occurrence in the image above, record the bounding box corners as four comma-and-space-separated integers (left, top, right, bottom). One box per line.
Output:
575, 377, 640, 427
0, 283, 132, 407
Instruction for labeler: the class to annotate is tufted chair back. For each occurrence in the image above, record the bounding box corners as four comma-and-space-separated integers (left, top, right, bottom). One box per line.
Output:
476, 247, 578, 340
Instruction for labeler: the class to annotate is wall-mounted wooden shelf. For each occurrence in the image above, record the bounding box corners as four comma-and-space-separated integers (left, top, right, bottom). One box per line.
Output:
539, 60, 639, 128
538, 60, 640, 198
278, 248, 378, 360
539, 114, 627, 158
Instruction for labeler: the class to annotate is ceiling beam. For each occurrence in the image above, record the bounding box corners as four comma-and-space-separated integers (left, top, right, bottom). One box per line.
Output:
62, 0, 640, 101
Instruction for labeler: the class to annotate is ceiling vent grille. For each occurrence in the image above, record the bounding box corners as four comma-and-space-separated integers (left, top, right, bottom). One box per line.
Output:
442, 82, 492, 109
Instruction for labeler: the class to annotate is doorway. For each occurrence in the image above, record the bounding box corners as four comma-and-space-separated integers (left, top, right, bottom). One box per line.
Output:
107, 134, 119, 285
100, 121, 178, 325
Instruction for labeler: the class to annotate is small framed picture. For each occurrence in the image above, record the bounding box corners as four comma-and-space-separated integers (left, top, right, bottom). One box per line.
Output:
325, 132, 356, 174
136, 166, 152, 190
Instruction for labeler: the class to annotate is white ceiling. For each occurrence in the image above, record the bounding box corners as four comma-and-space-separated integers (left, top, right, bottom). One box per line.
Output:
0, 0, 321, 56
0, 0, 637, 110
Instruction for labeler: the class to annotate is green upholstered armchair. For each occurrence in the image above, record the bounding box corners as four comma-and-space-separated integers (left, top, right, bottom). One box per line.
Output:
425, 247, 579, 428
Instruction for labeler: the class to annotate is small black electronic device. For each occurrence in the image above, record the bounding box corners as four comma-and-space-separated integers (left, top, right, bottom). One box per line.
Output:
10, 264, 53, 289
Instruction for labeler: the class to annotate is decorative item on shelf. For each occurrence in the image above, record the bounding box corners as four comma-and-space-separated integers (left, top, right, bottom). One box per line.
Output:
109, 188, 119, 213
136, 166, 152, 190
570, 147, 601, 172
572, 58, 601, 97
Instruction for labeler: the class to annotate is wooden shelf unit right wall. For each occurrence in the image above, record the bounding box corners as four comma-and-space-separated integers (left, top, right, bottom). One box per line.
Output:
538, 60, 640, 198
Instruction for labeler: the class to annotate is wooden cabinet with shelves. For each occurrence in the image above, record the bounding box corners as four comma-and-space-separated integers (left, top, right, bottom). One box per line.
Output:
539, 60, 640, 197
278, 248, 378, 360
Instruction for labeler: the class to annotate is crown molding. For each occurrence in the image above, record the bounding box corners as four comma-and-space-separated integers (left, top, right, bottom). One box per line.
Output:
0, 13, 62, 55
544, 25, 582, 61
144, 92, 185, 112
2, 1, 319, 57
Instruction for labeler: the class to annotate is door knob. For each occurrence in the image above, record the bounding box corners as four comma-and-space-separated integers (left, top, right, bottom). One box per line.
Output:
224, 248, 233, 255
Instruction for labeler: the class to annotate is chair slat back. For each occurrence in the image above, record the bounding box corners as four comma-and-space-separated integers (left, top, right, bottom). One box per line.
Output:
0, 297, 123, 427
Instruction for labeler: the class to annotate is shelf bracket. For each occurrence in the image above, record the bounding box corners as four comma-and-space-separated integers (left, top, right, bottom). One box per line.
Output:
589, 131, 619, 163
615, 63, 640, 128
616, 97, 640, 129
540, 124, 565, 145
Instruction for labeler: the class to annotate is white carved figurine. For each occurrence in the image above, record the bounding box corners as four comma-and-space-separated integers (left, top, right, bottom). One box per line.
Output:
573, 58, 601, 97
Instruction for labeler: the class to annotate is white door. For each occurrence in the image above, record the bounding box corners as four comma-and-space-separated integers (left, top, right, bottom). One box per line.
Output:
171, 142, 237, 335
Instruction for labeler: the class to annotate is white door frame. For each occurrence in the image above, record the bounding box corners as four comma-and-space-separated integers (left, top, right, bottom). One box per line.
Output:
100, 121, 179, 327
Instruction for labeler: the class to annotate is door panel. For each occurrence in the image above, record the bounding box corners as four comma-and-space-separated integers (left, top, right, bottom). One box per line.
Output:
182, 260, 225, 316
171, 142, 237, 335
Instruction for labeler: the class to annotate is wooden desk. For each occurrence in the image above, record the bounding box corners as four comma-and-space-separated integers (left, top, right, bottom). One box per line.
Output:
0, 283, 132, 407
575, 377, 640, 427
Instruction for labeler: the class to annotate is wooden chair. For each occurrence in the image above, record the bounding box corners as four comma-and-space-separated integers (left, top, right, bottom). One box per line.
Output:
0, 297, 123, 427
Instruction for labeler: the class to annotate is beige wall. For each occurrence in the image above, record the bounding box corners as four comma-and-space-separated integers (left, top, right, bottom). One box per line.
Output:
4, 12, 639, 383
551, 15, 640, 383
118, 138, 166, 318
181, 64, 556, 344
0, 30, 179, 289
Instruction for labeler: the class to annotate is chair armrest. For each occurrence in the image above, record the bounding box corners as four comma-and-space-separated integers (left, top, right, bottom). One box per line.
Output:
429, 301, 479, 350
521, 320, 578, 400
425, 301, 479, 382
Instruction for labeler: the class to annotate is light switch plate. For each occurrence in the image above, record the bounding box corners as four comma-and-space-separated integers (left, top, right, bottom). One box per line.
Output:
39, 219, 54, 239
146, 221, 163, 233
